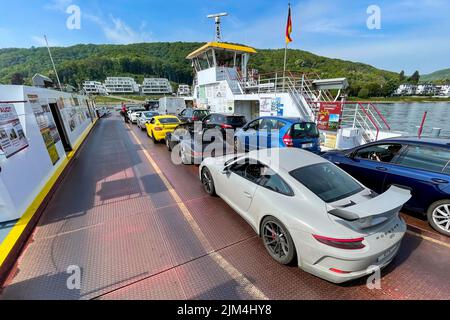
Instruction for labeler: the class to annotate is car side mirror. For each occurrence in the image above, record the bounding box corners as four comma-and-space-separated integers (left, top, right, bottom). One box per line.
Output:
222, 166, 231, 175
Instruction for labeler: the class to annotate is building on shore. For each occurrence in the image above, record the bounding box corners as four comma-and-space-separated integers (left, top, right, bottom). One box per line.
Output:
141, 78, 172, 94
394, 83, 449, 96
83, 81, 107, 95
104, 77, 139, 94
177, 84, 191, 96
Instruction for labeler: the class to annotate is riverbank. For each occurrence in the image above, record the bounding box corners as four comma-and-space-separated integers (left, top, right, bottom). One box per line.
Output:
348, 96, 450, 103
93, 94, 164, 104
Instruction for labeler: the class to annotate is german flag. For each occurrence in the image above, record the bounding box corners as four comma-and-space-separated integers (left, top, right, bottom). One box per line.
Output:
285, 4, 293, 44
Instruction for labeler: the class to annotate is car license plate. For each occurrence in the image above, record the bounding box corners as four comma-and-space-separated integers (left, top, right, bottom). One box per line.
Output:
302, 143, 313, 149
377, 246, 397, 263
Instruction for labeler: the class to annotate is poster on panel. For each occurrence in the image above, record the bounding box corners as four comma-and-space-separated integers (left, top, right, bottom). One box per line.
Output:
0, 103, 29, 158
27, 94, 60, 165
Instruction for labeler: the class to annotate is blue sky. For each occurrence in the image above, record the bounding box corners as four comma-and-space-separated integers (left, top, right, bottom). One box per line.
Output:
0, 0, 449, 74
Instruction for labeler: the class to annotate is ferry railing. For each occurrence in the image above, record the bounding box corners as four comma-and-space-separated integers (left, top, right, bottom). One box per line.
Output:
369, 102, 390, 130
340, 102, 381, 142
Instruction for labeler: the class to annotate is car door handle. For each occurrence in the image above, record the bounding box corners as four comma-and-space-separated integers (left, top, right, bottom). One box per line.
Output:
431, 178, 448, 184
376, 166, 388, 171
243, 191, 253, 199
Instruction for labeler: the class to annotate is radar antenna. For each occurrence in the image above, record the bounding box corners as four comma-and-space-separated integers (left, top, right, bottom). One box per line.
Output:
207, 12, 228, 42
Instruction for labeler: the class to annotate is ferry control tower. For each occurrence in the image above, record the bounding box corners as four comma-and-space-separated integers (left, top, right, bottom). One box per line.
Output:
186, 13, 401, 149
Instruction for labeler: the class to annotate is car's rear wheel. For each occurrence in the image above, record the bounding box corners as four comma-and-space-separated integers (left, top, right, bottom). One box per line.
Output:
166, 136, 172, 151
180, 145, 191, 165
152, 131, 158, 143
427, 200, 450, 236
261, 216, 296, 265
201, 167, 216, 196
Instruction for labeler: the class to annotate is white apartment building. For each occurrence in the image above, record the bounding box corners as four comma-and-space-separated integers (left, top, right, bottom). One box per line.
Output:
104, 77, 139, 94
177, 84, 191, 96
83, 81, 107, 95
394, 84, 417, 95
415, 84, 435, 95
141, 78, 172, 94
436, 84, 450, 96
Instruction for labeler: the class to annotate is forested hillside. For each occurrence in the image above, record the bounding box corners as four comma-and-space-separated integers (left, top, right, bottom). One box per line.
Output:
0, 42, 401, 97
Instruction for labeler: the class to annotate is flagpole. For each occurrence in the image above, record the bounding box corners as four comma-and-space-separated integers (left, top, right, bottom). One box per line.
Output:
44, 35, 63, 92
282, 3, 291, 92
283, 41, 288, 92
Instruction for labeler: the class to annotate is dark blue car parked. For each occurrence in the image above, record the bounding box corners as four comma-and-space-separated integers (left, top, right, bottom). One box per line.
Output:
234, 116, 321, 154
322, 137, 450, 236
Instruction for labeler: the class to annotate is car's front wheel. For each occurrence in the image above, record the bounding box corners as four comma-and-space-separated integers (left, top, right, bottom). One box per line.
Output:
261, 216, 296, 265
427, 200, 450, 236
201, 167, 216, 196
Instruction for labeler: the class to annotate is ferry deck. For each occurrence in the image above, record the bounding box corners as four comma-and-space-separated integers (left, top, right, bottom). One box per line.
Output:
1, 114, 449, 300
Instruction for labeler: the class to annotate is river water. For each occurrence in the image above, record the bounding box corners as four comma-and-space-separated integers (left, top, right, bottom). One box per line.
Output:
374, 102, 450, 137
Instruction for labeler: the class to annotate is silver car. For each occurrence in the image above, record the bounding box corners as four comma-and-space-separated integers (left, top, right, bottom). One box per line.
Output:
137, 111, 159, 130
199, 148, 411, 283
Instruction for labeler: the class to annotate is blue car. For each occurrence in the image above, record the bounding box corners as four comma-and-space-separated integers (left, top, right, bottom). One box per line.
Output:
234, 117, 321, 154
322, 137, 450, 236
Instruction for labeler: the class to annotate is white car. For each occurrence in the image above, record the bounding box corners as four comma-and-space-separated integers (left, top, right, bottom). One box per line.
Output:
199, 148, 411, 283
129, 111, 143, 124
137, 111, 159, 130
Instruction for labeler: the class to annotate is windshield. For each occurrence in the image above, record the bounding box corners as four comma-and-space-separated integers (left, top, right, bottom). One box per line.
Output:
159, 118, 180, 124
143, 112, 158, 118
290, 122, 319, 138
289, 162, 363, 203
226, 116, 247, 126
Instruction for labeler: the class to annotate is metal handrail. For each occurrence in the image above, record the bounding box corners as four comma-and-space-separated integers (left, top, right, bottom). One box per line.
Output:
369, 102, 390, 130
357, 102, 380, 141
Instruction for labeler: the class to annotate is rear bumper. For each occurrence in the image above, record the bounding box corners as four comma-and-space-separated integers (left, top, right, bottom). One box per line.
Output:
292, 216, 406, 284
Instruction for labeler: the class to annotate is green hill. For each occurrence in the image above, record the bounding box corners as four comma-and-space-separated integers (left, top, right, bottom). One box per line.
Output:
420, 68, 450, 82
0, 42, 400, 97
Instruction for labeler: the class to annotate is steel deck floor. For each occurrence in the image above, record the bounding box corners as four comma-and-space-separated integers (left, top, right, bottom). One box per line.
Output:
1, 115, 449, 300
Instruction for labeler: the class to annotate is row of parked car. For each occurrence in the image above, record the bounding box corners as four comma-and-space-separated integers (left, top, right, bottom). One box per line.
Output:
122, 105, 450, 283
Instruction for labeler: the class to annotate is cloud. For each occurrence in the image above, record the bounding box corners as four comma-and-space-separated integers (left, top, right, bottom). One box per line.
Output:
44, 0, 73, 12
85, 14, 151, 44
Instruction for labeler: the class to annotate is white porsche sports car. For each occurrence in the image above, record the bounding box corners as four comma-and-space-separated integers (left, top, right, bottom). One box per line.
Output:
199, 148, 411, 283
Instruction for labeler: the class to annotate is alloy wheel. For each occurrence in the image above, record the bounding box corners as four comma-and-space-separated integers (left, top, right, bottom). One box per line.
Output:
201, 168, 215, 195
262, 221, 290, 259
432, 204, 450, 232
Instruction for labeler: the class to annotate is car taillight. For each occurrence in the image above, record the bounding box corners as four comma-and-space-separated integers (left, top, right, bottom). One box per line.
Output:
154, 127, 162, 131
191, 116, 198, 121
329, 268, 351, 274
313, 235, 365, 250
220, 123, 233, 129
282, 133, 293, 147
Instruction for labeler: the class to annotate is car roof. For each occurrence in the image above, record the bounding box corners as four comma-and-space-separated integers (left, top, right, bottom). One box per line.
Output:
210, 113, 245, 117
154, 115, 179, 119
245, 148, 327, 172
256, 116, 313, 123
381, 136, 450, 148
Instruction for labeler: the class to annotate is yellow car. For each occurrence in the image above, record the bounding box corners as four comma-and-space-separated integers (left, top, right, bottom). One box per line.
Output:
146, 115, 181, 143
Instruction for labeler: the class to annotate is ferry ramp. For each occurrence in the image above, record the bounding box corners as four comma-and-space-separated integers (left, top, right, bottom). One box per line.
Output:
1, 114, 450, 300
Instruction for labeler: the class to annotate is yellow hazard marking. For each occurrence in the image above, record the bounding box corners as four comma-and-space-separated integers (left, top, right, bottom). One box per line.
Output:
128, 125, 268, 300
406, 230, 450, 249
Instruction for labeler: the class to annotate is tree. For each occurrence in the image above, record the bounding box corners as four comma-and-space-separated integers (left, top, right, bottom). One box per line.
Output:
399, 70, 405, 82
10, 73, 24, 85
358, 88, 370, 99
408, 71, 420, 84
